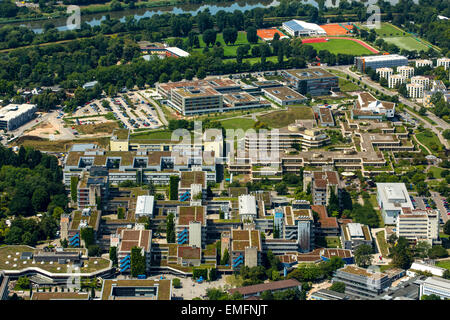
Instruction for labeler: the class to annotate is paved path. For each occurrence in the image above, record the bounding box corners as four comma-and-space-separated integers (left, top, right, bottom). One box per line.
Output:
138, 92, 169, 127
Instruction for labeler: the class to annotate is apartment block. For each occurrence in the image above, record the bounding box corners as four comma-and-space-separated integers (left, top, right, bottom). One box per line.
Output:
407, 83, 424, 99
397, 66, 415, 79
230, 225, 262, 269
396, 208, 440, 245
388, 74, 406, 88
304, 170, 341, 206
411, 76, 430, 90
437, 57, 450, 70
415, 59, 433, 68
376, 67, 393, 79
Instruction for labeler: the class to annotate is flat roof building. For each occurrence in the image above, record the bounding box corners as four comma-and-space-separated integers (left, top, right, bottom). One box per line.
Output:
262, 86, 307, 106
420, 277, 450, 300
341, 223, 373, 252
0, 103, 37, 131
355, 54, 408, 72
238, 195, 258, 221
101, 279, 172, 300
396, 208, 440, 245
280, 68, 339, 96
376, 183, 414, 225
135, 195, 155, 218
228, 279, 301, 299
282, 20, 326, 37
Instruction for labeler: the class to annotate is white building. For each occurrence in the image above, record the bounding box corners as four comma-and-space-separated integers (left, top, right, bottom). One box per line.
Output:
407, 83, 424, 99
388, 74, 406, 89
396, 208, 440, 245
437, 57, 450, 70
420, 277, 450, 300
135, 195, 155, 218
411, 76, 430, 90
397, 66, 415, 79
188, 221, 202, 248
282, 20, 326, 37
376, 183, 414, 225
376, 67, 393, 79
355, 54, 408, 72
238, 195, 257, 221
415, 59, 433, 68
409, 262, 446, 277
0, 104, 37, 131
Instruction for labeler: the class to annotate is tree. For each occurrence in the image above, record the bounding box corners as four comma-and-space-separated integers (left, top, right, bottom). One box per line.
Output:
275, 182, 288, 195
169, 176, 180, 200
70, 176, 78, 203
130, 246, 146, 277
16, 276, 30, 290
421, 294, 441, 300
414, 241, 431, 259
203, 29, 217, 47
221, 249, 230, 265
222, 28, 238, 45
109, 246, 117, 266
166, 212, 175, 243
246, 26, 258, 44
354, 244, 373, 268
88, 245, 101, 257
117, 207, 125, 219
443, 220, 450, 236
428, 245, 448, 259
173, 278, 182, 288
260, 290, 274, 300
329, 282, 345, 293
80, 227, 95, 248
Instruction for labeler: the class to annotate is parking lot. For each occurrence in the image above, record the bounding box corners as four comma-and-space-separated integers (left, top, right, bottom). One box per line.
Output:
106, 91, 162, 131
412, 195, 449, 225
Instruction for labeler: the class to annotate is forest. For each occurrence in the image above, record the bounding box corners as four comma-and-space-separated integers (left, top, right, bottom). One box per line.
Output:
0, 145, 68, 246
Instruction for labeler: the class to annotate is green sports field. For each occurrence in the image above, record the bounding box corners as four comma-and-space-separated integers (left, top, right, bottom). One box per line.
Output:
382, 36, 431, 51
307, 39, 374, 55
361, 22, 437, 51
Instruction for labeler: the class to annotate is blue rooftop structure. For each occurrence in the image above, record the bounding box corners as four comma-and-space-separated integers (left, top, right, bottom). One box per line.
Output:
283, 20, 304, 32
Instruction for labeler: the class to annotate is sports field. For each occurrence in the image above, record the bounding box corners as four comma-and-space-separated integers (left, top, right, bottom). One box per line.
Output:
382, 36, 431, 51
257, 28, 288, 41
361, 22, 437, 51
305, 38, 376, 55
320, 23, 354, 36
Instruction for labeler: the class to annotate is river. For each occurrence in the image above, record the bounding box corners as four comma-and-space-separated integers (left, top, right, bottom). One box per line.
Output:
13, 0, 418, 33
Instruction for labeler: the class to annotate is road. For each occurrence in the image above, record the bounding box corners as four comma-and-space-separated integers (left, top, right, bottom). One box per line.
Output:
138, 90, 169, 127
328, 65, 449, 149
431, 191, 449, 224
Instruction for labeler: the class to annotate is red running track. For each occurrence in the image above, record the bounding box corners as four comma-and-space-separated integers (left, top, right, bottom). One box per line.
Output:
301, 37, 380, 54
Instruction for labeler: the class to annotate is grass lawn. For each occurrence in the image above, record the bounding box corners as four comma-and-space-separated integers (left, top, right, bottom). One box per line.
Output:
435, 260, 450, 271
257, 106, 313, 128
325, 236, 341, 248
429, 166, 445, 179
191, 31, 262, 58
382, 36, 430, 52
130, 129, 174, 141
415, 130, 445, 155
371, 23, 406, 37
307, 38, 374, 55
221, 117, 256, 131
339, 78, 361, 92
376, 230, 389, 257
